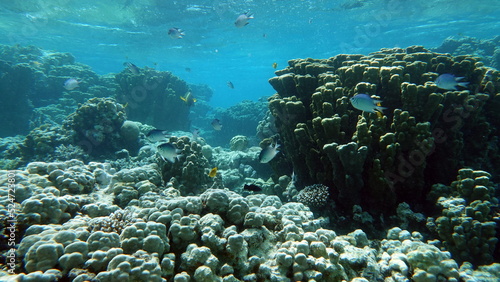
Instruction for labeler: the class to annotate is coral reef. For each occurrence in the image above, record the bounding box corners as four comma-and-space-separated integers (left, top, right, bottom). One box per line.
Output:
2, 160, 500, 281
115, 68, 191, 131
63, 97, 131, 157
266, 46, 500, 215
157, 136, 211, 195
432, 36, 500, 69
206, 100, 268, 147
426, 169, 498, 266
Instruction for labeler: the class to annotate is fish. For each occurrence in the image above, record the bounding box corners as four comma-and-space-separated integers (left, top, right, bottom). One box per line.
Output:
123, 62, 140, 74
235, 12, 254, 28
211, 119, 222, 131
227, 81, 234, 89
259, 142, 280, 163
349, 94, 387, 113
180, 92, 196, 107
192, 128, 200, 140
272, 62, 277, 69
185, 67, 191, 72
435, 73, 469, 90
146, 129, 170, 142
244, 184, 262, 192
168, 27, 185, 39
64, 78, 81, 90
157, 143, 182, 163
208, 167, 218, 177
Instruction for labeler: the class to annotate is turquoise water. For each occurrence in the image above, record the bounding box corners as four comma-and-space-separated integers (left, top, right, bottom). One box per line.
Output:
0, 0, 499, 108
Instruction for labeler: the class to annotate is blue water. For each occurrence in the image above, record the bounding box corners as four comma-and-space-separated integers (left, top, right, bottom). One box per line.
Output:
0, 0, 499, 108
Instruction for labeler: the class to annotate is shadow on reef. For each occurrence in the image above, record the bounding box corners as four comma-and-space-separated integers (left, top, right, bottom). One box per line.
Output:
266, 45, 500, 217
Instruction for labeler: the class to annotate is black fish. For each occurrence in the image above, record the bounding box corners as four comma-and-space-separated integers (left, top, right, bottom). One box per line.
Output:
227, 81, 234, 89
244, 184, 262, 192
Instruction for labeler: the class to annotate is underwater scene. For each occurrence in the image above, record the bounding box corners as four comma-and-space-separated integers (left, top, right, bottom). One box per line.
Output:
0, 0, 499, 281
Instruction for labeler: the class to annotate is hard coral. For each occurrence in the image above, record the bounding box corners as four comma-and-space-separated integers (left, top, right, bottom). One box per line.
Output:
267, 46, 500, 214
63, 97, 128, 157
296, 184, 330, 208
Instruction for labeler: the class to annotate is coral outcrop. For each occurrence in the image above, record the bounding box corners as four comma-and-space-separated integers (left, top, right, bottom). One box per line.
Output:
267, 46, 500, 214
1, 161, 499, 281
115, 68, 191, 131
63, 97, 130, 157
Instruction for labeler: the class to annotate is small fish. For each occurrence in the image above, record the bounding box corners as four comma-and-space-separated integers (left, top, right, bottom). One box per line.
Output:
350, 94, 387, 113
180, 92, 196, 107
435, 73, 469, 90
244, 184, 262, 192
157, 143, 182, 163
64, 78, 81, 90
192, 128, 200, 140
30, 61, 42, 68
208, 167, 218, 177
235, 12, 254, 28
168, 27, 184, 39
147, 129, 169, 142
123, 62, 140, 74
227, 81, 234, 89
272, 62, 277, 69
185, 67, 191, 72
211, 119, 222, 131
259, 142, 280, 163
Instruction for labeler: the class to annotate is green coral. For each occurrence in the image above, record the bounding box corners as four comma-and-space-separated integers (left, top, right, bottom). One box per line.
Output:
159, 136, 211, 195
266, 46, 500, 214
426, 169, 498, 265
115, 67, 190, 131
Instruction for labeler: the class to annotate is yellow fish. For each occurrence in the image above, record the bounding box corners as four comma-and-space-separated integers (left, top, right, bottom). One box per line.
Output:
272, 62, 277, 69
208, 167, 218, 177
376, 102, 384, 118
180, 91, 196, 107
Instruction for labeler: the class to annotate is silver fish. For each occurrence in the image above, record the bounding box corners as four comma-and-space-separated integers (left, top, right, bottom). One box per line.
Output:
168, 27, 185, 39
259, 142, 280, 163
157, 142, 182, 163
435, 74, 469, 90
211, 119, 222, 131
235, 12, 254, 28
147, 129, 169, 142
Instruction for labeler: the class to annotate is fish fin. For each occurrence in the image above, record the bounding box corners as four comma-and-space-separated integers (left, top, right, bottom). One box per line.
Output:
180, 96, 187, 102
375, 106, 387, 112
458, 82, 469, 88
455, 76, 466, 81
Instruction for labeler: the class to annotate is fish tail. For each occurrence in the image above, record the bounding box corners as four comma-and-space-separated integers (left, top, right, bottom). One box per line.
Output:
180, 96, 187, 102
458, 82, 469, 88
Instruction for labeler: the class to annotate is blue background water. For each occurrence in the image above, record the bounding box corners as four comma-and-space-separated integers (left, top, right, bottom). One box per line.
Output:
0, 0, 499, 108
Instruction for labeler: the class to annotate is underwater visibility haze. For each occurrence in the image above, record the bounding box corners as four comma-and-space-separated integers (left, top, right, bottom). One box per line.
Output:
0, 0, 500, 281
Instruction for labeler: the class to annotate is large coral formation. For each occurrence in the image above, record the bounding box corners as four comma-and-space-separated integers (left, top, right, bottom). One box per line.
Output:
2, 159, 500, 281
115, 68, 191, 131
63, 97, 130, 157
433, 36, 500, 69
267, 46, 500, 214
426, 169, 498, 266
158, 136, 211, 195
